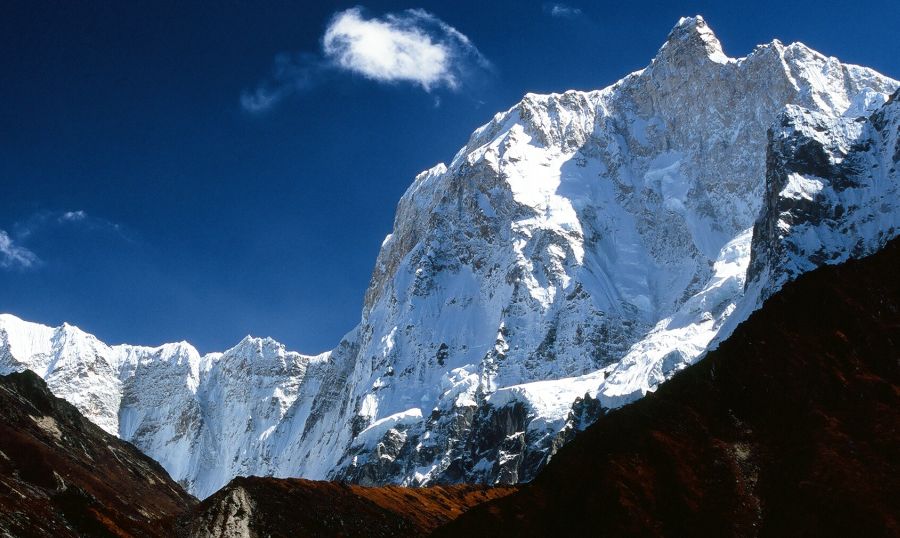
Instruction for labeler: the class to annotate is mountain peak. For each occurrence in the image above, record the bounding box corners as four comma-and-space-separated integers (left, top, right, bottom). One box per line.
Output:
656, 15, 730, 65
673, 14, 706, 29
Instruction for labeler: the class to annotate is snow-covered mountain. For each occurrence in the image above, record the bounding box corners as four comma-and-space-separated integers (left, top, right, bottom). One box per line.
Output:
2, 16, 898, 499
0, 316, 331, 497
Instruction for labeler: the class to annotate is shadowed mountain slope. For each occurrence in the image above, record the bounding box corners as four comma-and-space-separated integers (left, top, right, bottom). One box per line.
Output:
436, 236, 900, 537
0, 370, 197, 538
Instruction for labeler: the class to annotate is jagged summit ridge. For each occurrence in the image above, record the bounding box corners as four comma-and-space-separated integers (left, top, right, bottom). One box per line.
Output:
1, 17, 898, 499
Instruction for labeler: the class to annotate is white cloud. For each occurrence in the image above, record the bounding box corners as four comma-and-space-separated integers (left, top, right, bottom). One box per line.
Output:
543, 3, 583, 18
323, 8, 483, 90
0, 230, 38, 269
242, 7, 488, 112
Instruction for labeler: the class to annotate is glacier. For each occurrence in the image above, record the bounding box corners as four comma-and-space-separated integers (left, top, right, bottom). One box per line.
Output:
2, 16, 899, 498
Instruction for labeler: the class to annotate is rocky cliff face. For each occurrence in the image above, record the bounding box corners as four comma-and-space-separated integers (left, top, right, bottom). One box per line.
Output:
1, 16, 898, 498
748, 91, 900, 292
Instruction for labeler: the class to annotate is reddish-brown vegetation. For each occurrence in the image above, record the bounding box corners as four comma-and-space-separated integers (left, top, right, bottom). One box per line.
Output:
180, 476, 515, 537
0, 370, 197, 537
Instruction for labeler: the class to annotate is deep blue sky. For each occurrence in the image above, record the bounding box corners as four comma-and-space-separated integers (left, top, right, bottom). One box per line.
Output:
2, 1, 899, 353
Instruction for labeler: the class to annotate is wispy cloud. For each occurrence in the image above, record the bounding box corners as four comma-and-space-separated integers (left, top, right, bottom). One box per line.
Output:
1, 210, 128, 270
241, 7, 489, 112
59, 210, 87, 223
15, 209, 125, 240
0, 230, 38, 269
543, 3, 583, 19
240, 53, 322, 113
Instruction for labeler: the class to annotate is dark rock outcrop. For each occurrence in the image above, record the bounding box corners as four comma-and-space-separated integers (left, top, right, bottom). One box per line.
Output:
179, 476, 515, 538
0, 370, 197, 537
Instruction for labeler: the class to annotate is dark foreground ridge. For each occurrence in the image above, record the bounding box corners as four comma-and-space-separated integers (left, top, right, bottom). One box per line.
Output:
0, 370, 197, 537
178, 476, 515, 537
436, 237, 900, 537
